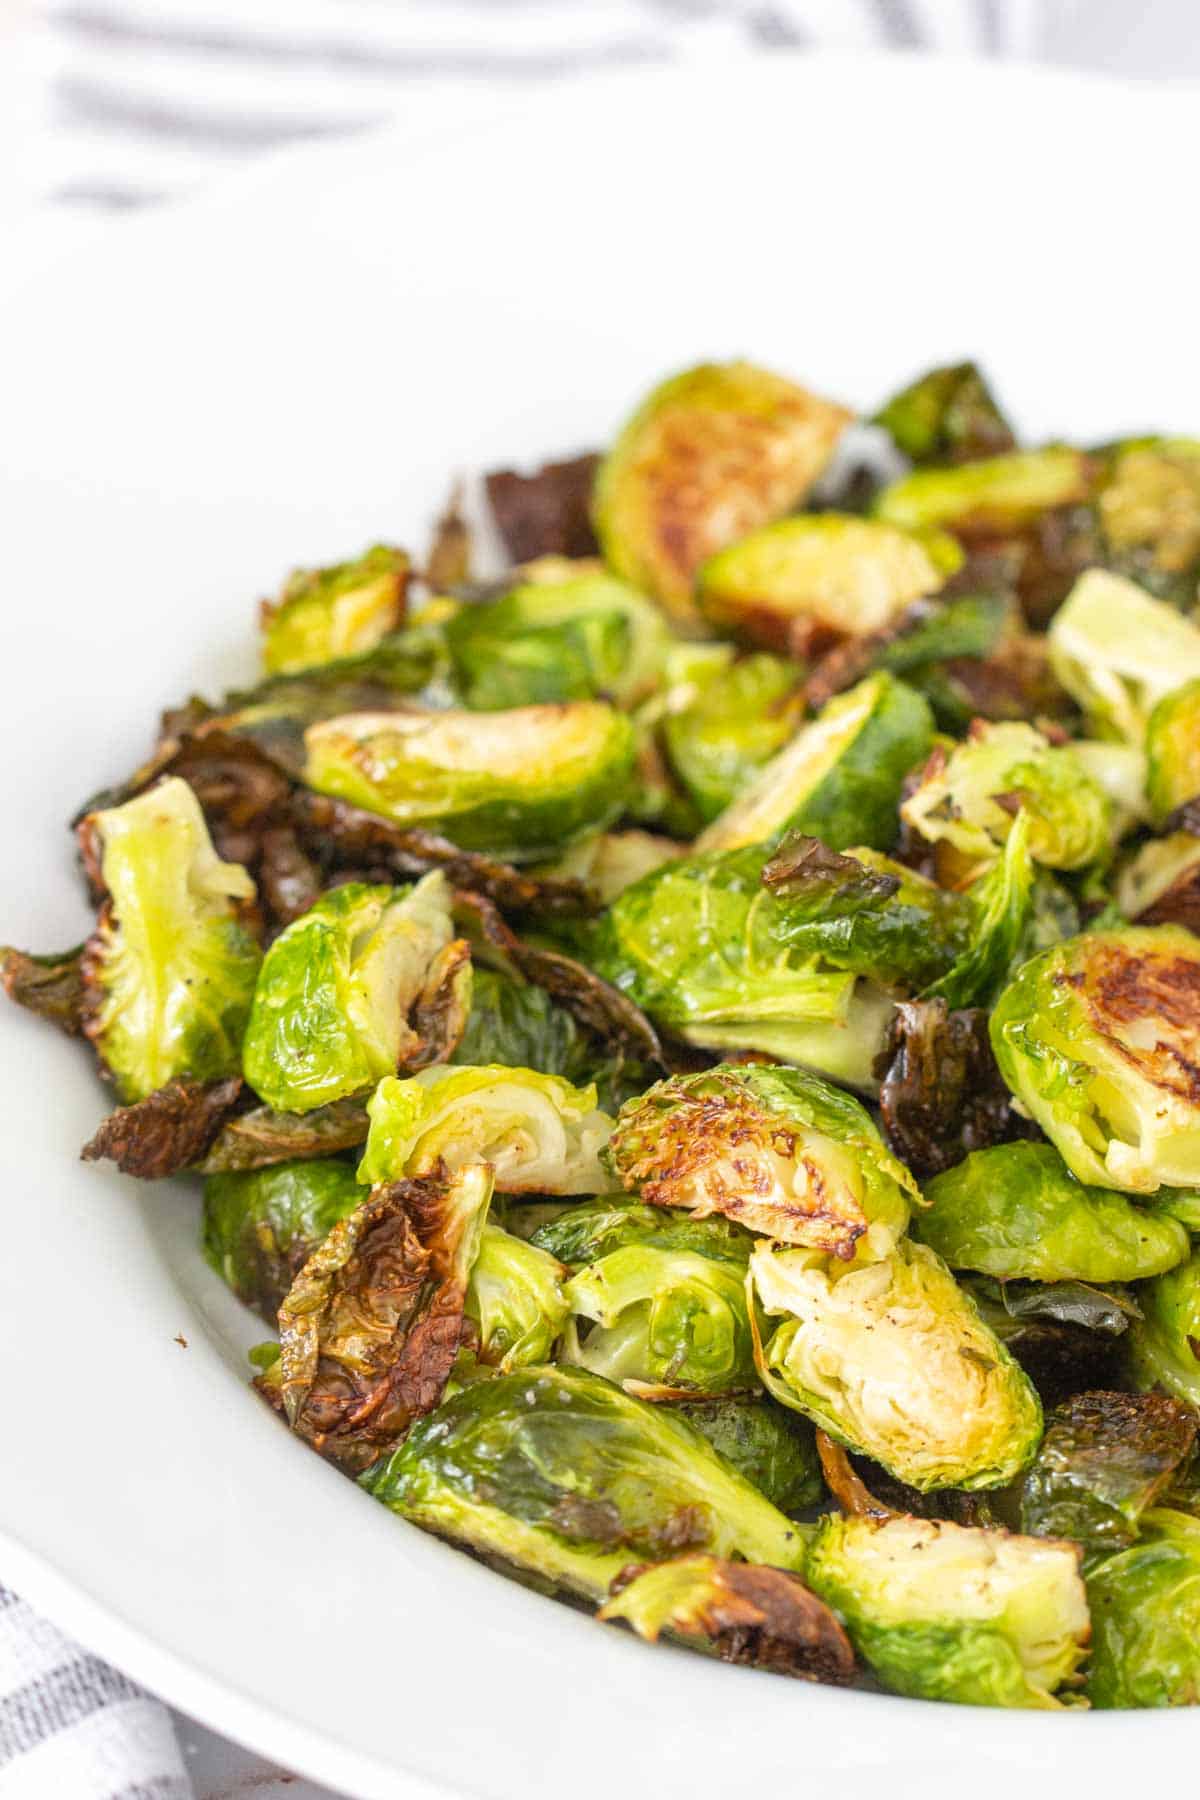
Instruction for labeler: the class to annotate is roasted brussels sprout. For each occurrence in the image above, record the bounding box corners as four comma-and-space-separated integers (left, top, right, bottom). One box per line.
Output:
1146, 678, 1200, 826
660, 653, 804, 823
359, 1065, 612, 1195
79, 777, 262, 1101
260, 545, 409, 676
901, 722, 1112, 877
916, 1143, 1189, 1285
696, 515, 961, 656
241, 873, 455, 1114
592, 360, 851, 624
259, 1164, 493, 1468
806, 1514, 1089, 1708
1048, 570, 1200, 744
196, 1094, 372, 1174
752, 1238, 1043, 1490
528, 1191, 753, 1266
695, 672, 933, 855
606, 1064, 916, 1260
1087, 1509, 1200, 1707
599, 1555, 855, 1682
874, 447, 1090, 538
872, 361, 1016, 466
360, 1365, 807, 1598
590, 844, 896, 1089
1126, 828, 1200, 930
203, 1157, 363, 1319
990, 924, 1200, 1194
669, 1396, 821, 1514
303, 701, 636, 861
1019, 1391, 1196, 1565
1095, 438, 1200, 604
444, 568, 670, 710
1129, 1248, 1200, 1409
464, 1223, 569, 1373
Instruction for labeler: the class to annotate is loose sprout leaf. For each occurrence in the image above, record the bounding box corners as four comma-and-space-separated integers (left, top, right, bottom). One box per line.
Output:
960, 1276, 1130, 1407
920, 811, 1036, 1012
197, 1095, 371, 1174
359, 1365, 807, 1601
592, 360, 852, 625
81, 1076, 245, 1180
408, 936, 473, 1069
258, 1165, 492, 1470
1087, 1509, 1200, 1708
875, 998, 1029, 1181
203, 1157, 364, 1320
916, 1142, 1190, 1285
872, 361, 1016, 466
752, 1238, 1043, 1491
1020, 1391, 1196, 1564
606, 1063, 916, 1261
805, 1514, 1089, 1709
464, 1223, 569, 1374
990, 924, 1200, 1194
260, 545, 410, 677
0, 944, 86, 1036
992, 1280, 1140, 1332
599, 1555, 855, 1684
485, 453, 601, 564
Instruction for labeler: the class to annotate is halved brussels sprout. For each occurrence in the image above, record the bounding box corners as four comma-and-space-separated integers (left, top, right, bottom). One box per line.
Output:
806, 1514, 1088, 1708
360, 1365, 807, 1599
260, 545, 409, 676
241, 873, 454, 1114
203, 1158, 363, 1320
695, 672, 933, 855
990, 925, 1200, 1194
1048, 570, 1200, 744
1096, 439, 1200, 602
592, 360, 851, 624
607, 1064, 916, 1261
696, 515, 961, 655
752, 1238, 1043, 1490
873, 447, 1090, 537
598, 1555, 855, 1683
660, 653, 804, 823
359, 1065, 612, 1195
901, 722, 1113, 877
1020, 1391, 1196, 1566
464, 1222, 569, 1373
259, 1164, 493, 1469
80, 777, 262, 1101
1146, 678, 1200, 826
303, 701, 636, 861
1087, 1509, 1200, 1708
872, 361, 1016, 466
444, 568, 670, 710
563, 1234, 756, 1397
916, 1143, 1189, 1285
670, 1396, 822, 1514
590, 846, 896, 1089
1129, 1247, 1200, 1409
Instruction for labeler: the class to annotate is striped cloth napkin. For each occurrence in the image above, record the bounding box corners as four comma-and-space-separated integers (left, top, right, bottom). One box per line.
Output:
1, 2, 1193, 1794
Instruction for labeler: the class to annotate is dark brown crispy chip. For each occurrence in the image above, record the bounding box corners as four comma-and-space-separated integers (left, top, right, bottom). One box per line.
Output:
876, 998, 1032, 1181
0, 945, 87, 1036
82, 1076, 245, 1179
485, 453, 601, 564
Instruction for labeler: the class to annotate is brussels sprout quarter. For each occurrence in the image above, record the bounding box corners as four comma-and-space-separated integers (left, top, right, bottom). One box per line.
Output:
241, 874, 455, 1114
606, 1064, 916, 1260
1087, 1510, 1200, 1708
80, 777, 262, 1102
917, 1143, 1189, 1284
464, 1223, 569, 1374
592, 361, 852, 624
872, 361, 1016, 466
806, 1515, 1089, 1708
360, 1365, 806, 1600
360, 1064, 613, 1195
990, 925, 1200, 1194
1048, 570, 1200, 744
901, 721, 1113, 876
599, 1555, 855, 1683
697, 515, 961, 657
1020, 1391, 1196, 1566
303, 701, 635, 860
1146, 677, 1200, 826
202, 1158, 363, 1320
752, 1239, 1042, 1490
260, 544, 409, 676
695, 672, 933, 856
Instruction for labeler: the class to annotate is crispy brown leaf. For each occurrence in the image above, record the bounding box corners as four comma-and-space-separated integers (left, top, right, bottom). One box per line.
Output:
814, 1431, 895, 1521
876, 998, 1033, 1181
257, 825, 324, 931
81, 1077, 245, 1179
1138, 853, 1200, 933
258, 1166, 491, 1470
408, 937, 473, 1069
197, 1096, 372, 1174
485, 453, 601, 564
0, 945, 87, 1036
